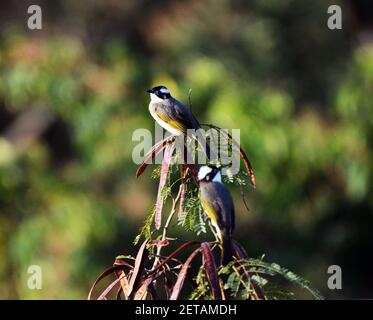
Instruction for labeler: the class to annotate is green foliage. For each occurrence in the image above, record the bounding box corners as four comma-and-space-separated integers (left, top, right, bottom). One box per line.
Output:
151, 166, 162, 179
193, 206, 207, 236
178, 196, 197, 231
189, 265, 211, 300
187, 250, 323, 300
134, 205, 156, 245
178, 197, 207, 236
241, 259, 323, 300
219, 257, 322, 300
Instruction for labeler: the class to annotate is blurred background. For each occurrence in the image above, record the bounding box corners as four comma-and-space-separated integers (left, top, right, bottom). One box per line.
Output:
0, 0, 372, 299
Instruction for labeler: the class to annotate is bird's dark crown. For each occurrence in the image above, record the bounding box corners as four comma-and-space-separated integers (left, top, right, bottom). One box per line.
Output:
147, 85, 171, 99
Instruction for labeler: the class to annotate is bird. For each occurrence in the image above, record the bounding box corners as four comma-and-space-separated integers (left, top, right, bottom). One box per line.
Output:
197, 165, 235, 266
147, 85, 214, 160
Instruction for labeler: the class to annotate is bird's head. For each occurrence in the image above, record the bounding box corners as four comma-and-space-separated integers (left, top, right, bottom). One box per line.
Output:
197, 165, 222, 183
147, 85, 171, 101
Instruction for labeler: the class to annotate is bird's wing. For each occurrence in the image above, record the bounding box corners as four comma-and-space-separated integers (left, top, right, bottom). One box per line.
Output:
201, 196, 224, 230
201, 182, 235, 233
214, 183, 235, 233
153, 100, 200, 133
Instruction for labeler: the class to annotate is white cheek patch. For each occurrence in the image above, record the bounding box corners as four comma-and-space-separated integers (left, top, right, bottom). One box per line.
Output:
159, 87, 170, 94
150, 93, 164, 103
198, 166, 213, 181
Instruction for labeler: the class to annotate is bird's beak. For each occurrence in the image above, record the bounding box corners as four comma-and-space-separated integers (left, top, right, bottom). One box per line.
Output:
146, 89, 153, 93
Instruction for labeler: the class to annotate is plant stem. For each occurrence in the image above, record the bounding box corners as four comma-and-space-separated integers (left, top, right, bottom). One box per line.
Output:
152, 184, 183, 269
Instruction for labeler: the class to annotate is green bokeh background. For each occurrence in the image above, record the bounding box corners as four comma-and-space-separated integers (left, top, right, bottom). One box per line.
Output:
0, 0, 372, 299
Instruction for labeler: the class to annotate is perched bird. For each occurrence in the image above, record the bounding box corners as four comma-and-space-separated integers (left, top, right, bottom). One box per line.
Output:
147, 85, 213, 159
198, 165, 235, 266
147, 85, 200, 135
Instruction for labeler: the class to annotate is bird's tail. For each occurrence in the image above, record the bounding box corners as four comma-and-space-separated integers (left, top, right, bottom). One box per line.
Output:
221, 232, 233, 266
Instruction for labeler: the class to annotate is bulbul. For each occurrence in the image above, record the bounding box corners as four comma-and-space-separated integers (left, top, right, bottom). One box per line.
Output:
147, 85, 213, 159
198, 165, 234, 266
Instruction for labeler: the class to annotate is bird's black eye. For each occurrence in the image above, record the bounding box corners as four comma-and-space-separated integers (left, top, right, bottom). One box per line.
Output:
152, 86, 170, 99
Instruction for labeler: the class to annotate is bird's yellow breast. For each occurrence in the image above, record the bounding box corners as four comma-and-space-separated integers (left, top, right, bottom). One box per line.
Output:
200, 199, 219, 225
